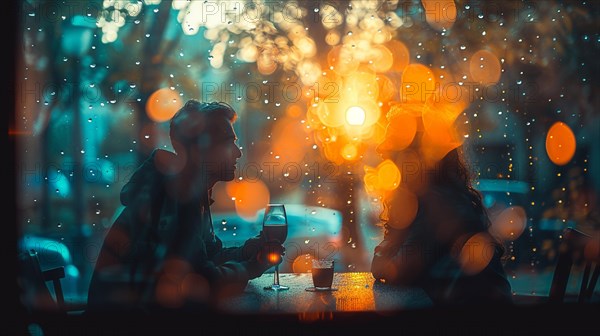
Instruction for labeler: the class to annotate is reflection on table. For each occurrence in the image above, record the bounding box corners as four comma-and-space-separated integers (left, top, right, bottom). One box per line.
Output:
218, 272, 433, 316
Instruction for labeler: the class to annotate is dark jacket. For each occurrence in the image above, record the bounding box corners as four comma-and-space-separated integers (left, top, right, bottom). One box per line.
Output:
87, 150, 255, 312
371, 186, 513, 306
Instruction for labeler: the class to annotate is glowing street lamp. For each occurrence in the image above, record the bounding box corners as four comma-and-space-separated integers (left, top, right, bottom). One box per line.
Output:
345, 106, 366, 126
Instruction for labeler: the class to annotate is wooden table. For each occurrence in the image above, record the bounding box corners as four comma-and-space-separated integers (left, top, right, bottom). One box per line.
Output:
218, 272, 433, 315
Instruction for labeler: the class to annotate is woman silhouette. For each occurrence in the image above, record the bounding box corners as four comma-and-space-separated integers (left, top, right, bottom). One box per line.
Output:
370, 111, 513, 306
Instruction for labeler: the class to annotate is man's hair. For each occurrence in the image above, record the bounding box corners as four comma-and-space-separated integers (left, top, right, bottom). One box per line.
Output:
169, 100, 237, 148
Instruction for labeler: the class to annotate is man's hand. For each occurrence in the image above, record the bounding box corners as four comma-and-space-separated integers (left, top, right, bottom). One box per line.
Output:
239, 232, 266, 261
243, 241, 286, 279
240, 231, 286, 261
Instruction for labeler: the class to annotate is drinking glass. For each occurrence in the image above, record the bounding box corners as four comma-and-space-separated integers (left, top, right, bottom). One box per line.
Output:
262, 204, 289, 291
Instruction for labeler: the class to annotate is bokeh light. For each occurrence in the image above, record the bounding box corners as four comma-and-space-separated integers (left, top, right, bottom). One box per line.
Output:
345, 106, 366, 126
545, 121, 576, 166
377, 106, 418, 153
458, 233, 494, 276
367, 45, 394, 73
146, 88, 184, 123
364, 159, 401, 196
385, 40, 410, 73
422, 0, 457, 32
292, 254, 313, 273
226, 180, 270, 221
400, 64, 436, 104
340, 143, 359, 161
469, 49, 502, 85
328, 45, 360, 76
490, 206, 528, 242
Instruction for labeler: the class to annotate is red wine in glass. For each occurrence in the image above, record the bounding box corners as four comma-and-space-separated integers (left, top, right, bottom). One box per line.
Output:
262, 204, 289, 291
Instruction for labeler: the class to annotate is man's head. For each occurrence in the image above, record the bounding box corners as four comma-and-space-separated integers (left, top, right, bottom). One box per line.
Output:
170, 100, 242, 186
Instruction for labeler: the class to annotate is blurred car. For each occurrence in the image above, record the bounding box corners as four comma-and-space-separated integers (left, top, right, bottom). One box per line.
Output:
212, 204, 344, 273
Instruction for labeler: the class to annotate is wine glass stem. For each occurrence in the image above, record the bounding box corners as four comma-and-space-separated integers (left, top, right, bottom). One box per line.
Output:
274, 265, 280, 286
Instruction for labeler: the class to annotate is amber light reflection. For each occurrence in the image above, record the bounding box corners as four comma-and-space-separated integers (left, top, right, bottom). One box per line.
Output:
545, 121, 577, 166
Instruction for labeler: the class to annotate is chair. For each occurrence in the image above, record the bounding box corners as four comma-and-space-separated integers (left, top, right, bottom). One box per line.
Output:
548, 227, 599, 303
18, 249, 76, 313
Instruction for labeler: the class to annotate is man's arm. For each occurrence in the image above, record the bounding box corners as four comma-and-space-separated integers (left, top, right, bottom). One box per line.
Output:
210, 233, 266, 264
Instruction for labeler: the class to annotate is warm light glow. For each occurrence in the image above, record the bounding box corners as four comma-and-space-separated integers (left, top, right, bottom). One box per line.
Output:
312, 70, 340, 100
146, 88, 183, 122
268, 253, 281, 264
368, 45, 394, 73
364, 159, 401, 195
377, 106, 418, 152
469, 49, 502, 85
226, 179, 270, 221
340, 143, 359, 161
546, 121, 576, 166
490, 206, 527, 242
257, 51, 277, 75
292, 254, 313, 273
422, 0, 457, 32
327, 45, 359, 76
400, 64, 436, 103
376, 74, 396, 103
271, 117, 308, 165
346, 106, 366, 126
325, 30, 340, 45
458, 233, 494, 275
322, 138, 345, 165
313, 100, 345, 128
420, 99, 464, 165
344, 71, 379, 101
286, 104, 303, 118
386, 40, 410, 72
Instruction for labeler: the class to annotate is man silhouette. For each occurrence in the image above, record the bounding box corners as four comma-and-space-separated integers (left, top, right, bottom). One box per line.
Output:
87, 100, 279, 313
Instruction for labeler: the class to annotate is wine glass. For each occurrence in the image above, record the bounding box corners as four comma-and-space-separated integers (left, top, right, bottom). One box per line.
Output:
262, 204, 289, 291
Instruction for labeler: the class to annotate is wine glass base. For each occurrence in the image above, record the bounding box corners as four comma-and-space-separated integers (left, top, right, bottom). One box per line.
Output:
263, 284, 290, 291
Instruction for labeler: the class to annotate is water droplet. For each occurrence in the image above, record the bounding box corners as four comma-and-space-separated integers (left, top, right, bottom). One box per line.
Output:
221, 219, 227, 225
